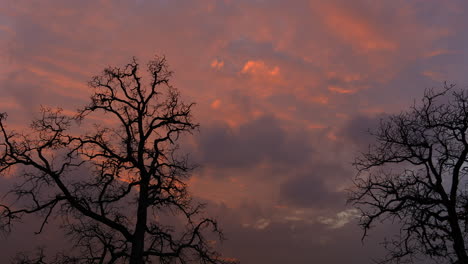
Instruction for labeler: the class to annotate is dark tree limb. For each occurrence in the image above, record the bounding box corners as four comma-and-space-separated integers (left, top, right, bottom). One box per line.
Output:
0, 56, 237, 264
350, 84, 468, 264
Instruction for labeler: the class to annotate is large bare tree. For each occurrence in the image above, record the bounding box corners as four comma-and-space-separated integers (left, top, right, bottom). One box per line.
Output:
350, 85, 468, 264
0, 56, 232, 264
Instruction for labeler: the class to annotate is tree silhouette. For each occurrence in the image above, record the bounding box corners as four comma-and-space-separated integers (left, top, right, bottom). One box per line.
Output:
0, 56, 233, 264
350, 84, 468, 264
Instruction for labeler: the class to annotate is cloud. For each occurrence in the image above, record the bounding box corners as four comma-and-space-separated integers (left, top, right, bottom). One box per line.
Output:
279, 163, 350, 209
317, 2, 398, 52
241, 60, 279, 76
210, 59, 224, 70
197, 115, 314, 170
338, 114, 385, 150
210, 99, 222, 109
328, 85, 357, 94
203, 199, 394, 264
317, 209, 360, 229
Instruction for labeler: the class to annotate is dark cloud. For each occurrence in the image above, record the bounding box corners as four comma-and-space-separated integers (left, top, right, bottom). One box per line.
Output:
339, 114, 386, 150
279, 164, 350, 209
197, 115, 313, 169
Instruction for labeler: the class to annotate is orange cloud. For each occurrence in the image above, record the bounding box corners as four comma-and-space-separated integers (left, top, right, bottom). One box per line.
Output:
328, 85, 356, 94
326, 130, 338, 141
241, 60, 280, 76
0, 97, 20, 110
424, 49, 453, 58
210, 59, 224, 70
210, 99, 221, 109
319, 3, 397, 52
422, 70, 445, 81
307, 123, 326, 130
0, 24, 14, 35
35, 56, 90, 78
26, 65, 89, 100
308, 95, 329, 105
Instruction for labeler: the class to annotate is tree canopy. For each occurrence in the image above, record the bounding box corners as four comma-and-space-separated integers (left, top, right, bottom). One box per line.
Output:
0, 56, 233, 264
350, 84, 468, 264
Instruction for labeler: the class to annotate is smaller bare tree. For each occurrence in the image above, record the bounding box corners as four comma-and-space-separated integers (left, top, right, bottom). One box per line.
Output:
0, 56, 235, 264
350, 84, 468, 264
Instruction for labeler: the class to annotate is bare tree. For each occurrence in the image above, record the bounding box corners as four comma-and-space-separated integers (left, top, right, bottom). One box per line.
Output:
349, 84, 468, 264
0, 56, 234, 264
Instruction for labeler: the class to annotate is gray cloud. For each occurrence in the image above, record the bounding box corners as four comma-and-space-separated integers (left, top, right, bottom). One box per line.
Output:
339, 114, 385, 150
202, 200, 410, 264
197, 115, 313, 169
279, 164, 350, 209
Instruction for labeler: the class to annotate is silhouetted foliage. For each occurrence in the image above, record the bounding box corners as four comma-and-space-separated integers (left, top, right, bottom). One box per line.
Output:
350, 84, 468, 264
0, 56, 235, 264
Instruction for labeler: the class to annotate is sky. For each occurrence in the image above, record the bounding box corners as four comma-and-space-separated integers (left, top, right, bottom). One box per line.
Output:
1, 0, 468, 263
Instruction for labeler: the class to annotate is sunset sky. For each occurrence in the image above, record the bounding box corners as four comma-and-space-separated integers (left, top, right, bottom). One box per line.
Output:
1, 0, 468, 263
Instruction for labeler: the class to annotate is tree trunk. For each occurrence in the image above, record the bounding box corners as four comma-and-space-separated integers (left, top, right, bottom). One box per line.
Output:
451, 226, 468, 263
129, 180, 149, 264
448, 207, 468, 263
